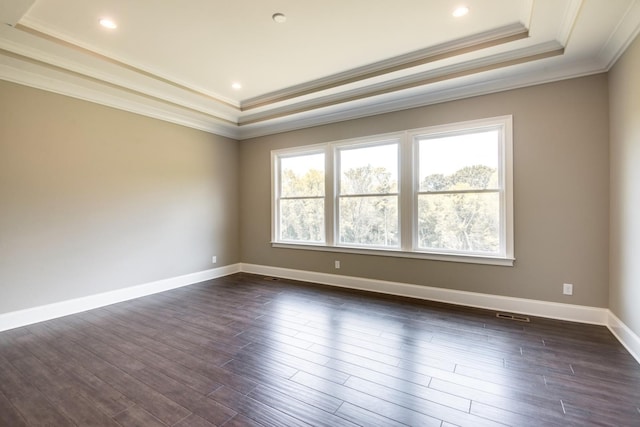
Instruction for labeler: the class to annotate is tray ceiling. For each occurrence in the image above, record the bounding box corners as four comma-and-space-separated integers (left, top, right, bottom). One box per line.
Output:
1, 0, 639, 139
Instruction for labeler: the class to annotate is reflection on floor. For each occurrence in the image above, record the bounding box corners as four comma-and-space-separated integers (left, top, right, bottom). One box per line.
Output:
0, 272, 638, 426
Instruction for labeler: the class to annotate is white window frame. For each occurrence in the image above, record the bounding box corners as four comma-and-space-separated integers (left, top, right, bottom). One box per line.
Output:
271, 144, 327, 245
271, 116, 514, 266
409, 116, 514, 260
334, 137, 402, 250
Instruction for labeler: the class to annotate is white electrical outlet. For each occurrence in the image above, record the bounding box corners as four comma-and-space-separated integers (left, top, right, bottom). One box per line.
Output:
335, 260, 340, 269
563, 283, 573, 295
212, 256, 217, 264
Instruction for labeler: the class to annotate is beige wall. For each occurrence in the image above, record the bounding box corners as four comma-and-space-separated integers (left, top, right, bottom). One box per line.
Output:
0, 73, 613, 315
609, 34, 640, 335
240, 75, 610, 307
0, 80, 240, 314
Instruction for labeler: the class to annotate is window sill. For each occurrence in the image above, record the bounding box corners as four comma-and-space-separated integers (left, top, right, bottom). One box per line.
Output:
271, 242, 515, 266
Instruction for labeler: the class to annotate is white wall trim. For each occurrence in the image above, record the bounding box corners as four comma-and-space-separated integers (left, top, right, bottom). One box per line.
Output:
240, 264, 640, 364
3, 262, 638, 365
240, 263, 608, 325
606, 311, 640, 364
0, 263, 241, 332
0, 57, 240, 140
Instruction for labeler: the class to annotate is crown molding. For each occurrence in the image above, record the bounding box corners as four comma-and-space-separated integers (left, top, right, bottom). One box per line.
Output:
13, 19, 531, 116
240, 23, 529, 110
2, 1, 639, 141
16, 18, 240, 110
0, 50, 240, 139
597, 0, 640, 69
238, 42, 563, 126
237, 56, 605, 140
556, 0, 584, 46
0, 39, 607, 143
0, 45, 238, 123
3, 24, 241, 124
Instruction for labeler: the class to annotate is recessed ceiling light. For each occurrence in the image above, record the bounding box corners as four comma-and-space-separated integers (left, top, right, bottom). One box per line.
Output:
99, 18, 117, 29
452, 6, 469, 17
231, 82, 242, 90
272, 13, 287, 23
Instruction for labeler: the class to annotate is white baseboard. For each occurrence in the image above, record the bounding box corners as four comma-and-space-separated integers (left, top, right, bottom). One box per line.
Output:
0, 263, 241, 332
240, 263, 640, 365
240, 263, 608, 325
4, 262, 639, 367
607, 311, 640, 364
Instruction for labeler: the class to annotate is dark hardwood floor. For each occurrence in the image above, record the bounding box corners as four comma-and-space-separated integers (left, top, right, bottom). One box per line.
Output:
1, 273, 639, 426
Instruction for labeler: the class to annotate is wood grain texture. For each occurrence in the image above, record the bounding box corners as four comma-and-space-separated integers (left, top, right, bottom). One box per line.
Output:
0, 272, 638, 426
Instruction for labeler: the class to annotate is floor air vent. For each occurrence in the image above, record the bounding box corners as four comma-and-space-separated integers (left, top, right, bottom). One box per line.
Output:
262, 277, 280, 281
496, 312, 531, 322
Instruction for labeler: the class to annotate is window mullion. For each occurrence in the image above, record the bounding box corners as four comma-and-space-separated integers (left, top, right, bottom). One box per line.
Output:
326, 145, 335, 246
400, 133, 413, 252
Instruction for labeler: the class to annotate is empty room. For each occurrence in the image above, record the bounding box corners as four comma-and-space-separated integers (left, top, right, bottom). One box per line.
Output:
1, 0, 640, 426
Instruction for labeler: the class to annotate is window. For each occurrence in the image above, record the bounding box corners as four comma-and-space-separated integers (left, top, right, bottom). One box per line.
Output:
337, 140, 400, 248
414, 127, 505, 257
273, 149, 325, 243
272, 116, 513, 265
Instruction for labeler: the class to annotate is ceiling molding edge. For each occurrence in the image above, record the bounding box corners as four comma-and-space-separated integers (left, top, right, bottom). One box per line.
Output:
0, 50, 607, 142
597, 0, 640, 69
0, 43, 237, 125
556, 0, 584, 46
236, 60, 608, 140
0, 37, 240, 124
238, 42, 563, 126
240, 23, 529, 110
0, 57, 240, 139
15, 19, 241, 110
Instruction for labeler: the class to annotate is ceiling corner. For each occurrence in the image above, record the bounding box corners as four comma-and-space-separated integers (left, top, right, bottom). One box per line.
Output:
0, 0, 35, 26
597, 0, 640, 70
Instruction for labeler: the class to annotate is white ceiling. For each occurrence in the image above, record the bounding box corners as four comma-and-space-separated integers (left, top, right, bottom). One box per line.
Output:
1, 0, 639, 139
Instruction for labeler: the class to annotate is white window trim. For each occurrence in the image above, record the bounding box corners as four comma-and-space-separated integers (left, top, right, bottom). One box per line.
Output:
271, 116, 515, 267
334, 136, 402, 250
409, 115, 514, 260
271, 143, 327, 245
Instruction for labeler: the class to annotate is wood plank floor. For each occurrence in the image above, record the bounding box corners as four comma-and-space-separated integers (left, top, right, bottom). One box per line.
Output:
1, 273, 639, 426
